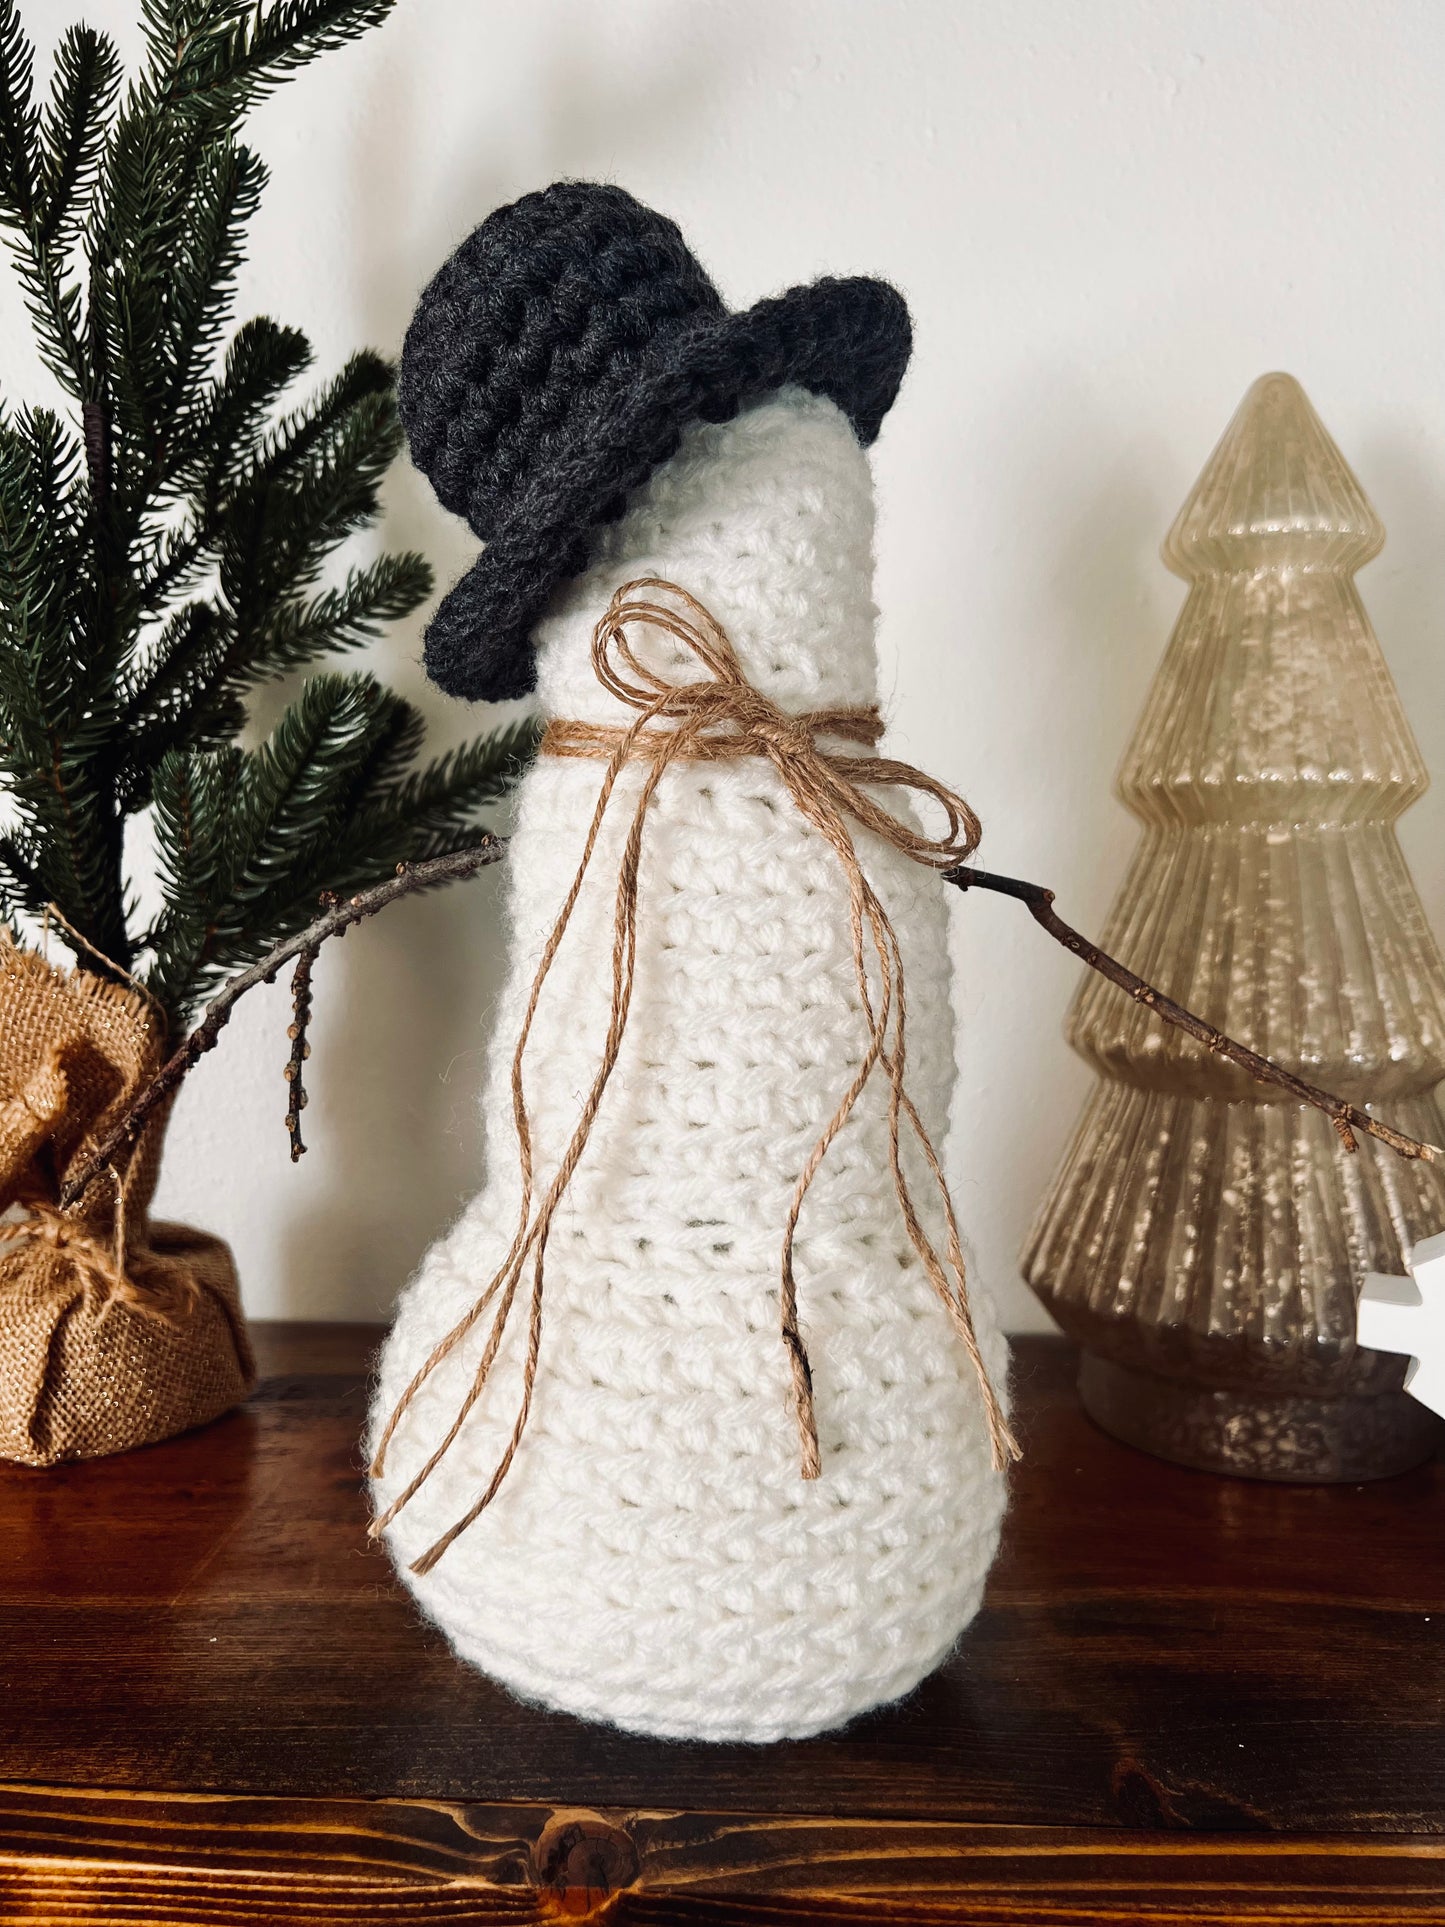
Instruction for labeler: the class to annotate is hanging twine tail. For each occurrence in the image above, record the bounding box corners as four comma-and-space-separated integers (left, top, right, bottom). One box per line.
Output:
370, 628, 682, 1573
370, 578, 1017, 1574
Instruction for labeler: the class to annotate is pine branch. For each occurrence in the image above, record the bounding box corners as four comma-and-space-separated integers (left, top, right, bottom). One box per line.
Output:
0, 0, 511, 1037
212, 359, 400, 633
164, 0, 397, 109
132, 517, 215, 613
0, 4, 89, 396
139, 671, 530, 1027
0, 831, 50, 923
91, 118, 267, 471
226, 349, 394, 501
0, 0, 37, 228
117, 383, 409, 732
145, 673, 429, 1021
223, 673, 423, 902
0, 410, 85, 742
14, 239, 87, 396
248, 550, 434, 672
0, 407, 128, 961
113, 601, 249, 812
116, 357, 402, 730
35, 26, 123, 252
169, 314, 312, 508
138, 0, 251, 80
126, 549, 430, 767
119, 377, 427, 818
334, 715, 543, 864
156, 137, 267, 429
164, 743, 239, 904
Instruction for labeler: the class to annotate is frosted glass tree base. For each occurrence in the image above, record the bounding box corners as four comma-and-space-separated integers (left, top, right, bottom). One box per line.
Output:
1024, 373, 1445, 1482
1078, 1355, 1437, 1482
1033, 1076, 1445, 1479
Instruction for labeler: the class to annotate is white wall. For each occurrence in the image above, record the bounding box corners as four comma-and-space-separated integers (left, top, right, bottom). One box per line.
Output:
8, 0, 1445, 1330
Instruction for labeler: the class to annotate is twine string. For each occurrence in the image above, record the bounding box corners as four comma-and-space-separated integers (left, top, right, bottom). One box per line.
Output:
0, 1107, 194, 1322
0, 1203, 131, 1303
0, 1187, 188, 1322
370, 577, 1018, 1576
41, 901, 166, 1015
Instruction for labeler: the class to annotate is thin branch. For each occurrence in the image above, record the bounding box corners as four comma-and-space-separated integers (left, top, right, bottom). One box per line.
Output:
61, 842, 1441, 1212
284, 933, 320, 1160
61, 839, 505, 1206
947, 864, 1440, 1165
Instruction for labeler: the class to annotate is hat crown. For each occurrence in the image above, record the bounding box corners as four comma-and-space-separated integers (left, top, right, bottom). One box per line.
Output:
400, 182, 725, 536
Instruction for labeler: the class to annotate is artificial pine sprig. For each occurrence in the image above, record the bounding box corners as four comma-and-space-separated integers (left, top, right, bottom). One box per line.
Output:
0, 0, 532, 1033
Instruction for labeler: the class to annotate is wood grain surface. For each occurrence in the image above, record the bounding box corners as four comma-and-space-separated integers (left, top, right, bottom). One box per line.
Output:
6, 1783, 1445, 1924
2, 1325, 1443, 1924
5, 1783, 1445, 1924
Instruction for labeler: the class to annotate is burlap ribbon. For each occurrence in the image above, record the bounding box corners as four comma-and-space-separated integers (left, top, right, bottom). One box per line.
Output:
373, 578, 1018, 1575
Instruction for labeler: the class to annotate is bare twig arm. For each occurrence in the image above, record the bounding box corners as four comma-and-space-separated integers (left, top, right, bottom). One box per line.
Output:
945, 864, 1441, 1165
61, 842, 1439, 1212
60, 841, 508, 1207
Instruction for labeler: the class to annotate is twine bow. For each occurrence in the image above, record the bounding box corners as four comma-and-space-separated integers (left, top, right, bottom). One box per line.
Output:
371, 577, 1018, 1576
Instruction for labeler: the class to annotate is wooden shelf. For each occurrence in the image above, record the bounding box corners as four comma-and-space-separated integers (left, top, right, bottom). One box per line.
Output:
2, 1326, 1442, 1923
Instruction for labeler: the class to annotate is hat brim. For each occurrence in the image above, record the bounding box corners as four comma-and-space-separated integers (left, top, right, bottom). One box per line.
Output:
421, 275, 911, 702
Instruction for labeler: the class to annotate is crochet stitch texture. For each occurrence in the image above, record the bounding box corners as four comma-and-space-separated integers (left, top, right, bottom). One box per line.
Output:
398, 181, 911, 703
370, 389, 1008, 1742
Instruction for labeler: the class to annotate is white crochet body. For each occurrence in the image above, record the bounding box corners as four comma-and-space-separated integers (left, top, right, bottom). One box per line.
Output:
371, 388, 1007, 1742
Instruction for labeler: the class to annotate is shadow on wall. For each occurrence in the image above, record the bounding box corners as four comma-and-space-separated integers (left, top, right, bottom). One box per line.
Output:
1358, 427, 1445, 941
350, 0, 736, 352
256, 8, 748, 1318
919, 371, 1182, 1333
278, 870, 512, 1321
270, 38, 512, 1321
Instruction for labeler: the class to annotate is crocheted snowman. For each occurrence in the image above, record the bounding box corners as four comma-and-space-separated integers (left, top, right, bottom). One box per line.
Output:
369, 185, 1009, 1742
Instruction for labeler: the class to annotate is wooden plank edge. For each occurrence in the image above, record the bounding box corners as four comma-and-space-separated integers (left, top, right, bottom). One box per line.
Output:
2, 1783, 1445, 1925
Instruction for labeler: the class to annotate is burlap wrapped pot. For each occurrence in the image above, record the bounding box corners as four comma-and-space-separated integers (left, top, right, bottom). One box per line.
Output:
0, 940, 253, 1466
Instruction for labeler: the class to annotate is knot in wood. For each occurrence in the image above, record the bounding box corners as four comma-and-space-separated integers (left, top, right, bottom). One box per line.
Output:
532, 1810, 640, 1916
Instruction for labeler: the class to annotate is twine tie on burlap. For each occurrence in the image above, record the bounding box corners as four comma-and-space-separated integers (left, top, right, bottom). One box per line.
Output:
371, 577, 1019, 1575
0, 1173, 194, 1325
1, 1200, 130, 1304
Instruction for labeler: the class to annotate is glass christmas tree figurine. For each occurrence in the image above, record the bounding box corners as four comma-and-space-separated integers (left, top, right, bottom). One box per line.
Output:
1024, 372, 1445, 1480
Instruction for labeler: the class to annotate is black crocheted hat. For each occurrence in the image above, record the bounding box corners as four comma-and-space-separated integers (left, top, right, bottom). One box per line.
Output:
399, 181, 912, 702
